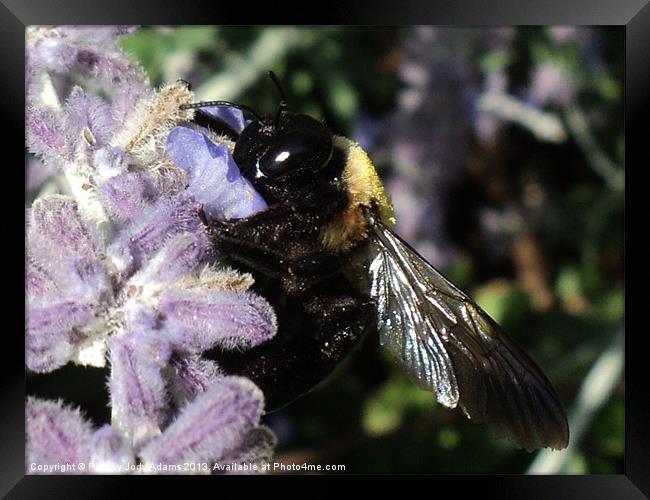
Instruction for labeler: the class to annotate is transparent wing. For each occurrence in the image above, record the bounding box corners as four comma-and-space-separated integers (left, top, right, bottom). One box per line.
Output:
368, 217, 569, 451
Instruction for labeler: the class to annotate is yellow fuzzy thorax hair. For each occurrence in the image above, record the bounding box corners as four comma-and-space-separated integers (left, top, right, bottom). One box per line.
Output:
319, 136, 395, 253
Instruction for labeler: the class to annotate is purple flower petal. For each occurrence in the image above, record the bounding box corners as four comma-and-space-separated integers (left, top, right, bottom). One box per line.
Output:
107, 334, 172, 450
27, 253, 109, 313
90, 425, 135, 473
122, 302, 162, 335
139, 376, 264, 469
76, 48, 145, 88
26, 255, 62, 301
165, 127, 267, 221
107, 192, 209, 276
29, 26, 146, 90
93, 147, 129, 179
160, 288, 276, 352
26, 302, 92, 373
68, 256, 111, 302
199, 105, 249, 135
165, 354, 222, 408
216, 425, 277, 475
26, 158, 58, 193
29, 35, 79, 73
64, 86, 116, 149
97, 170, 153, 226
27, 201, 110, 351
26, 397, 94, 473
26, 106, 76, 167
110, 83, 153, 129
27, 218, 109, 310
133, 232, 211, 286
29, 196, 100, 259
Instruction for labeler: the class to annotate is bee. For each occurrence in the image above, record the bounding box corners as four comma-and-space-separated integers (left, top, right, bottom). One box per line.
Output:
181, 73, 569, 451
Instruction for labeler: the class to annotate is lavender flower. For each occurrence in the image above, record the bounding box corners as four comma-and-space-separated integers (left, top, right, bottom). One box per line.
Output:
26, 26, 277, 474
26, 26, 145, 107
27, 379, 275, 475
26, 158, 57, 195
166, 126, 267, 221
26, 397, 94, 474
138, 377, 265, 469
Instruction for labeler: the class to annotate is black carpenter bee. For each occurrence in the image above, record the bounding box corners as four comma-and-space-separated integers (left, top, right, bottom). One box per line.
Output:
180, 73, 569, 451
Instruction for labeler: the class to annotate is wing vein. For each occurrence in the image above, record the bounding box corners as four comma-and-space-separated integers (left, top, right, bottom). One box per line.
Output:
366, 215, 569, 450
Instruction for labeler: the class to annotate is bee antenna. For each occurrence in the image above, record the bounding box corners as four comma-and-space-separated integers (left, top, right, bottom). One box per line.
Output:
180, 100, 261, 121
268, 71, 287, 130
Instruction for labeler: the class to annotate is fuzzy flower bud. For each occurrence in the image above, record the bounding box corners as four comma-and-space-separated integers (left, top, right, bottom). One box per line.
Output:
26, 26, 277, 474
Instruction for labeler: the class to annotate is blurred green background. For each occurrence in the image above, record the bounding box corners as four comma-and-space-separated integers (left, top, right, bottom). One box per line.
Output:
119, 26, 623, 474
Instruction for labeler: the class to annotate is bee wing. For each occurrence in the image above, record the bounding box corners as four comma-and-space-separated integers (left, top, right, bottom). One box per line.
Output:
367, 217, 569, 451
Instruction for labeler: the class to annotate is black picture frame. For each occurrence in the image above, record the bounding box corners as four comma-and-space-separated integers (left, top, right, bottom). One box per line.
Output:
4, 0, 645, 496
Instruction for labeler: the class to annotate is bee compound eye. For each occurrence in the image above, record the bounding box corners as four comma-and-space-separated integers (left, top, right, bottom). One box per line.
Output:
259, 132, 331, 178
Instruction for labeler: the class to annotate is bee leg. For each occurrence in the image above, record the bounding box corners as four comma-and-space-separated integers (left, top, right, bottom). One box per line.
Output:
209, 232, 293, 282
210, 276, 375, 412
192, 109, 242, 142
209, 210, 336, 285
213, 230, 343, 294
205, 214, 287, 279
196, 205, 209, 226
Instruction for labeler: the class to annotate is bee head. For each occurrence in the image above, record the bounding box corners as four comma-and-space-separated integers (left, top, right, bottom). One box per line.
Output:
232, 72, 333, 203
181, 72, 335, 206
234, 112, 333, 181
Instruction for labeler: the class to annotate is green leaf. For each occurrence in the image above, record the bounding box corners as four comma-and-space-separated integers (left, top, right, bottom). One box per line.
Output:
362, 372, 433, 436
